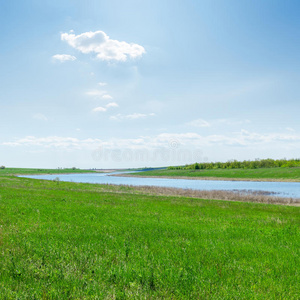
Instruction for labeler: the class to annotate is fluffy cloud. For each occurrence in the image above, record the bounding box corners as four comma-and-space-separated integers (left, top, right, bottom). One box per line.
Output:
85, 90, 113, 100
61, 30, 145, 61
92, 107, 107, 112
92, 102, 119, 112
52, 54, 77, 62
106, 102, 119, 108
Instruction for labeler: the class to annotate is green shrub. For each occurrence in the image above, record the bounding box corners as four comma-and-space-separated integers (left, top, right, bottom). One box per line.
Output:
167, 158, 300, 170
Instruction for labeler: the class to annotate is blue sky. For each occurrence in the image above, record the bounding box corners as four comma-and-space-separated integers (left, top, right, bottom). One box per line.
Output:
1, 0, 300, 168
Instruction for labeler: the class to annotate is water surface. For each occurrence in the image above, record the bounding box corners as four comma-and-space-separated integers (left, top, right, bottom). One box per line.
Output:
21, 172, 300, 199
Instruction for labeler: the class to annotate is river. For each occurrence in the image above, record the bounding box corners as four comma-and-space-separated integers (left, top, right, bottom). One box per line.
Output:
20, 171, 300, 199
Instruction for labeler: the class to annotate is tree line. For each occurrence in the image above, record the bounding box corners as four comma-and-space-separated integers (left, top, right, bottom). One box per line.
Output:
168, 158, 300, 170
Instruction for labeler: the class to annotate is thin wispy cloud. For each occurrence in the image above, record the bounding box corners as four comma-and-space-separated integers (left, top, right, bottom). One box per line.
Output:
3, 130, 300, 151
85, 90, 107, 98
98, 82, 107, 86
186, 118, 251, 128
110, 113, 155, 121
186, 119, 210, 127
215, 119, 251, 125
33, 113, 48, 121
286, 127, 295, 132
61, 30, 145, 61
52, 54, 77, 62
102, 94, 113, 100
2, 136, 100, 149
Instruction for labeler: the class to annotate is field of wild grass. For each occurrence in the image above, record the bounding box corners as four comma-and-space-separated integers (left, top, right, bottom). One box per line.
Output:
0, 175, 299, 299
0, 168, 95, 176
134, 167, 300, 181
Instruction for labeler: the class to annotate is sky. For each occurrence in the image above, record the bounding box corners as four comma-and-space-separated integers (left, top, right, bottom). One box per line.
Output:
1, 0, 300, 168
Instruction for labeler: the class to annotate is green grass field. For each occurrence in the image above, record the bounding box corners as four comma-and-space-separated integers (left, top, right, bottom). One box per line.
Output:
0, 175, 299, 299
134, 167, 300, 181
0, 168, 96, 176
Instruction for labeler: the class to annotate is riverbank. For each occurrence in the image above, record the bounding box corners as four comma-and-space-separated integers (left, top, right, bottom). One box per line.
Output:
112, 173, 300, 182
0, 175, 299, 298
128, 167, 300, 182
108, 183, 300, 206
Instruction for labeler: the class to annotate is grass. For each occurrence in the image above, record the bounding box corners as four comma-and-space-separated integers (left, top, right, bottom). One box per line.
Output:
0, 175, 299, 299
133, 167, 300, 181
0, 168, 96, 176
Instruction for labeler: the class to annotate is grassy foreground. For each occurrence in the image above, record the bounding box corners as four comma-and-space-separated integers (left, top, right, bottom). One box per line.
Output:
0, 168, 96, 176
134, 167, 300, 181
0, 175, 299, 299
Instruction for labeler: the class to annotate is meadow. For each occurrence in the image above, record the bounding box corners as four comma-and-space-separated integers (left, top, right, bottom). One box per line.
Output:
0, 168, 95, 176
134, 167, 300, 182
0, 173, 299, 299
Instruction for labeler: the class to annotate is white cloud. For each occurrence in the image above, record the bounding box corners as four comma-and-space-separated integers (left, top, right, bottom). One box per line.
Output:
86, 90, 113, 100
215, 119, 251, 125
110, 113, 155, 121
33, 113, 48, 121
102, 94, 113, 100
2, 130, 300, 152
127, 113, 147, 119
187, 119, 210, 127
92, 102, 118, 112
61, 30, 145, 61
92, 107, 107, 112
52, 54, 77, 62
106, 102, 119, 108
286, 127, 295, 132
187, 118, 252, 128
153, 131, 300, 148
2, 136, 87, 149
86, 90, 107, 98
98, 82, 107, 86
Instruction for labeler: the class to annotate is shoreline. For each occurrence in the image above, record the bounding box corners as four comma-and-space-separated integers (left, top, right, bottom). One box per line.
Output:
110, 173, 300, 183
96, 183, 300, 206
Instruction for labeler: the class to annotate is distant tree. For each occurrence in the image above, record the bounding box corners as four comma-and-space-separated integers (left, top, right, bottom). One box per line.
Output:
169, 158, 300, 171
0, 166, 5, 169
